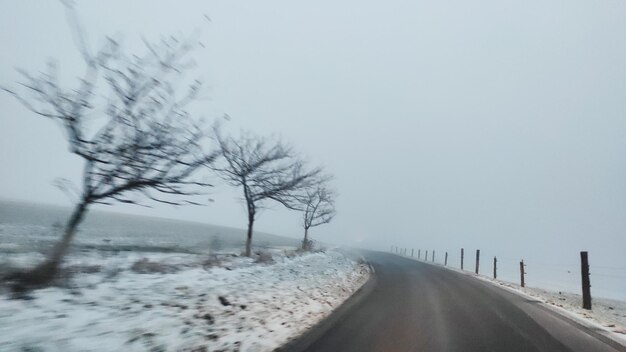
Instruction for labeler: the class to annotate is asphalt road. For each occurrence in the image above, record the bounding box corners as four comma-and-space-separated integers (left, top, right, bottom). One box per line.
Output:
290, 252, 625, 352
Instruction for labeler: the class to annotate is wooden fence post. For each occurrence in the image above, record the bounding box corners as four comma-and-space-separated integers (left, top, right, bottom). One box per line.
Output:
418, 249, 421, 260
475, 249, 480, 274
425, 250, 428, 262
411, 248, 414, 257
519, 260, 526, 287
432, 250, 435, 262
493, 256, 497, 279
461, 248, 464, 270
581, 251, 591, 310
445, 252, 448, 266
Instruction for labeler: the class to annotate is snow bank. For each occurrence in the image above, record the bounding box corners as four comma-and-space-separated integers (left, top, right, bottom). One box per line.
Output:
0, 250, 370, 352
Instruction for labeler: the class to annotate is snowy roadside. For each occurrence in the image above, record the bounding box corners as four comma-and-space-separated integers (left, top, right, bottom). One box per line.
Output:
0, 249, 370, 352
475, 275, 626, 344
401, 255, 626, 346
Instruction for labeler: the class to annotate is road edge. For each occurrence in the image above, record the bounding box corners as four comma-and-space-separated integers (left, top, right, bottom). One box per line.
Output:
401, 254, 626, 349
276, 262, 378, 352
475, 274, 626, 350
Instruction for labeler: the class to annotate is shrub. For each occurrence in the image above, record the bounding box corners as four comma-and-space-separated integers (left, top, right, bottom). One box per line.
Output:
254, 251, 274, 264
130, 258, 178, 274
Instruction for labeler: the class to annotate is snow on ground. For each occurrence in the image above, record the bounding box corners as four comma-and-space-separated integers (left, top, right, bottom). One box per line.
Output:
0, 250, 370, 352
402, 255, 626, 345
478, 276, 626, 343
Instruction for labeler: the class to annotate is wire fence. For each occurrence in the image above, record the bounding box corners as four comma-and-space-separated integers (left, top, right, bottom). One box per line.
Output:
389, 246, 626, 307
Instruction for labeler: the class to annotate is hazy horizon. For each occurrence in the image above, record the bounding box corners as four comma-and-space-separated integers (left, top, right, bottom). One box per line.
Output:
0, 197, 305, 243
2, 0, 625, 279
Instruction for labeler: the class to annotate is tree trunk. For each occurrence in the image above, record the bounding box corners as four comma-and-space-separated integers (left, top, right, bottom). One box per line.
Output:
48, 201, 88, 269
10, 201, 88, 290
302, 227, 309, 250
243, 185, 255, 258
245, 215, 254, 257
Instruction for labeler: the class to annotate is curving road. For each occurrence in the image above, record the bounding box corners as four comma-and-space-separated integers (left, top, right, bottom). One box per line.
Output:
287, 251, 625, 352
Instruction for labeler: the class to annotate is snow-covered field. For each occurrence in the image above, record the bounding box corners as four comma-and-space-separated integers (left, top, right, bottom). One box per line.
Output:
0, 250, 370, 352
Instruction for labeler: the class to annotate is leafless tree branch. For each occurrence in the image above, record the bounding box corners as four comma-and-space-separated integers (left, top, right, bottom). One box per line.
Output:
3, 4, 218, 288
296, 176, 336, 250
211, 128, 321, 256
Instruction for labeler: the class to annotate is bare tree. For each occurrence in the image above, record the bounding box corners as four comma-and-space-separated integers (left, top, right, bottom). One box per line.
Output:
212, 130, 321, 257
298, 182, 336, 250
3, 7, 217, 288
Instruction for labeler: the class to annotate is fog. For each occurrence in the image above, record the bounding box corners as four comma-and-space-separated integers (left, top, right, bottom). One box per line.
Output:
1, 0, 625, 270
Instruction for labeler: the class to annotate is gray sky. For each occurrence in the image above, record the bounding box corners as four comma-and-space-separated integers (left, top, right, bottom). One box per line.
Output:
1, 0, 625, 269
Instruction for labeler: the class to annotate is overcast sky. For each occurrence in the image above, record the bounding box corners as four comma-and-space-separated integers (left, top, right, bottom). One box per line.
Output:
1, 0, 625, 267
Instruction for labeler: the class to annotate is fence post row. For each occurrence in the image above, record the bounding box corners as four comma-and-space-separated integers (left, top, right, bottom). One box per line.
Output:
580, 251, 592, 310
519, 260, 526, 287
493, 256, 497, 279
461, 248, 464, 270
394, 246, 593, 309
475, 249, 480, 274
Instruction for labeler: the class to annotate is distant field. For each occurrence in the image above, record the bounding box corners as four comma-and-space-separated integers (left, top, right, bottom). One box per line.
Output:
0, 199, 301, 255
